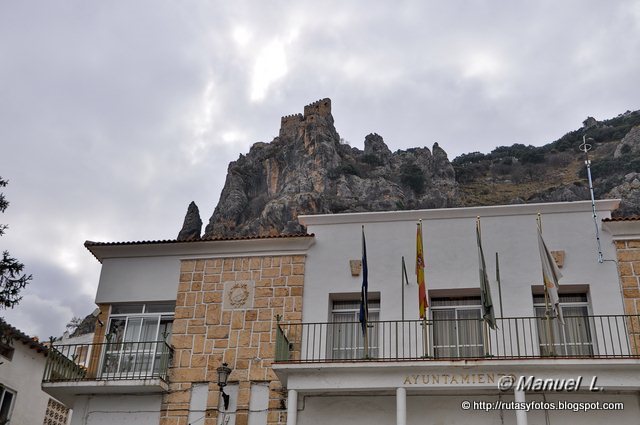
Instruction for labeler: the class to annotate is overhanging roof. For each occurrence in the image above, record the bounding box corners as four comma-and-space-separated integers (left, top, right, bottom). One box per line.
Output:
0, 318, 49, 355
299, 199, 621, 226
84, 234, 316, 263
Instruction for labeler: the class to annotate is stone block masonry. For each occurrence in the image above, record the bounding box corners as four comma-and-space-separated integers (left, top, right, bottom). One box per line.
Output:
160, 255, 305, 425
87, 303, 110, 379
615, 239, 640, 354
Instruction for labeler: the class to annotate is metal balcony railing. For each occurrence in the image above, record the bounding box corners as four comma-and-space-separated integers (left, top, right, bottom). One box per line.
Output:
275, 315, 640, 363
43, 340, 173, 383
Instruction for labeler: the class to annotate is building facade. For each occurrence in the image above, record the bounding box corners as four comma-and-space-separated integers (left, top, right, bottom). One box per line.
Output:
42, 200, 640, 425
0, 319, 70, 425
278, 199, 640, 425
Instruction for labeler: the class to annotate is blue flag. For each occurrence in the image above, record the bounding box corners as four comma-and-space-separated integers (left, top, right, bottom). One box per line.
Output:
359, 226, 369, 336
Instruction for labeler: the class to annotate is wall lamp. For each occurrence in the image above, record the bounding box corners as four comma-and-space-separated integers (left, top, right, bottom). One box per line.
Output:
216, 362, 232, 410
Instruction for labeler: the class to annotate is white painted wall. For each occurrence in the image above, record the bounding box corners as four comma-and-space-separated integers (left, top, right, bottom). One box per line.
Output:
92, 237, 314, 305
0, 343, 54, 424
300, 201, 623, 324
57, 332, 95, 368
70, 394, 161, 425
95, 256, 180, 304
298, 392, 640, 425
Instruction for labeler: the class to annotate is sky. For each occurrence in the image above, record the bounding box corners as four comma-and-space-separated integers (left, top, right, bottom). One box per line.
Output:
1, 1, 640, 339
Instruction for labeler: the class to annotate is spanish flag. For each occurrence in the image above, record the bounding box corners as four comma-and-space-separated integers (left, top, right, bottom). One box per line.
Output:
416, 221, 428, 319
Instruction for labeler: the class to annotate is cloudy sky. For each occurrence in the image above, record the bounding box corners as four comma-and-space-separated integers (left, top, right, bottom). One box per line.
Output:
1, 1, 639, 339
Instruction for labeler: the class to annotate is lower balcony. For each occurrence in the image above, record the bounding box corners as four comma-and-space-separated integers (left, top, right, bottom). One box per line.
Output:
275, 314, 640, 363
42, 340, 172, 405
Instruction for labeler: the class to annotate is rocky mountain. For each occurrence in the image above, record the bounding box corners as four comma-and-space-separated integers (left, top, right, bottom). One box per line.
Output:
452, 110, 640, 216
178, 99, 640, 239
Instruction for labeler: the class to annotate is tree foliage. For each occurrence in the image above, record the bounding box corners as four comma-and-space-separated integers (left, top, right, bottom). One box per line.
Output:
400, 161, 426, 194
66, 316, 84, 333
0, 177, 32, 309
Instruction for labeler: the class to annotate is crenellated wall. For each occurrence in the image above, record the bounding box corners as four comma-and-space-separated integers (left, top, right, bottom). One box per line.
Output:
278, 99, 332, 138
279, 114, 303, 138
302, 98, 331, 118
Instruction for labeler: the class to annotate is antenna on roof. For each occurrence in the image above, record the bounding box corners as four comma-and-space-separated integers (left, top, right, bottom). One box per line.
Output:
579, 135, 604, 263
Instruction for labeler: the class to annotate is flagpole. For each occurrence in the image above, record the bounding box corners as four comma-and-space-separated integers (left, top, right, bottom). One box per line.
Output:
401, 257, 406, 321
361, 225, 369, 359
538, 213, 556, 356
478, 218, 490, 356
421, 222, 428, 358
496, 252, 503, 320
477, 216, 497, 358
417, 220, 430, 358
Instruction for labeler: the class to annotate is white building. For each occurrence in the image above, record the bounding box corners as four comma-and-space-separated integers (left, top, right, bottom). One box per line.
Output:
56, 329, 96, 370
41, 200, 640, 425
276, 199, 640, 425
0, 319, 70, 425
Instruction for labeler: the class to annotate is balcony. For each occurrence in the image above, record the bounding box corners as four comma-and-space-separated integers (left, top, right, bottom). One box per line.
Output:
42, 340, 173, 405
275, 315, 640, 363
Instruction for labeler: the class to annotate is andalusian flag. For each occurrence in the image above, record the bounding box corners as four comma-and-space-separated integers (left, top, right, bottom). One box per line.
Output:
416, 221, 428, 319
476, 218, 497, 329
537, 222, 564, 324
359, 226, 369, 336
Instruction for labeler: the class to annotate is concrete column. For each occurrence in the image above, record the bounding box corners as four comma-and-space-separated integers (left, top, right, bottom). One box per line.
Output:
396, 387, 407, 425
514, 388, 527, 425
287, 389, 298, 425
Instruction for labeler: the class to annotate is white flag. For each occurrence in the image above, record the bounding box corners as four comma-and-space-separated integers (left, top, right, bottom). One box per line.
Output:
537, 225, 564, 324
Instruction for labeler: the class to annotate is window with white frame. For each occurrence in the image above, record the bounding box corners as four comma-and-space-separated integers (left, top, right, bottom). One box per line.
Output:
533, 293, 593, 356
0, 385, 15, 424
431, 296, 484, 358
329, 299, 380, 359
102, 302, 174, 377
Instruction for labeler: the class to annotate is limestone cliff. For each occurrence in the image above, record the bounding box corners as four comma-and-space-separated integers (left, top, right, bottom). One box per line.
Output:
201, 99, 457, 237
178, 100, 640, 239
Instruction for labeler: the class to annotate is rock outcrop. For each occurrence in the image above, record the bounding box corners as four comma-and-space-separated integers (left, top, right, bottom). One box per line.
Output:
177, 201, 202, 241
178, 101, 640, 239
201, 98, 457, 238
609, 172, 640, 217
614, 125, 640, 158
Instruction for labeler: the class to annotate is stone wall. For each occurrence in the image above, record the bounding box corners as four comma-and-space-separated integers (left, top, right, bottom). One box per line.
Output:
615, 239, 640, 353
86, 303, 109, 378
160, 255, 305, 425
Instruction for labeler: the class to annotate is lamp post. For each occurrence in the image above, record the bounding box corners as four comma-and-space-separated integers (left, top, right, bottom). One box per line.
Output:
216, 362, 232, 411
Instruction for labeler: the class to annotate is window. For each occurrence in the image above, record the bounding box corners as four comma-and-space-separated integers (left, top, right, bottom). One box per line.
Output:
0, 385, 15, 424
534, 293, 594, 356
329, 299, 380, 359
101, 302, 174, 377
431, 297, 484, 358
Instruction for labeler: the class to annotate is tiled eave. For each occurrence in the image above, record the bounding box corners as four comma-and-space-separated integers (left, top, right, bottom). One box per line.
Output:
84, 234, 315, 263
0, 318, 49, 355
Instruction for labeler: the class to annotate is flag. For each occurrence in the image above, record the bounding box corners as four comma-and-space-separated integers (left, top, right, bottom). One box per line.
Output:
476, 218, 497, 330
416, 221, 428, 319
537, 221, 564, 324
359, 226, 369, 336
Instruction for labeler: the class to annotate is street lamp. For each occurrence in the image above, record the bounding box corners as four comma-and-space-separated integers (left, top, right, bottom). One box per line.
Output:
216, 362, 232, 410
